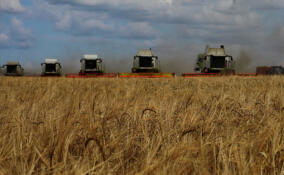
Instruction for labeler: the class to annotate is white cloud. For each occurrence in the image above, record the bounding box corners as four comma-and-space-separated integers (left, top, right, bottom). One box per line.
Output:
42, 0, 264, 29
120, 22, 157, 39
11, 17, 32, 38
78, 18, 114, 33
0, 18, 34, 49
55, 12, 72, 30
0, 33, 8, 41
245, 0, 284, 8
10, 18, 34, 48
0, 0, 24, 13
30, 0, 283, 56
33, 0, 158, 38
0, 32, 9, 47
48, 0, 172, 9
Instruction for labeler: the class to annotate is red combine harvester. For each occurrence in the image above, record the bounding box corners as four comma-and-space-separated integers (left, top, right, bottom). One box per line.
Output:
256, 66, 284, 75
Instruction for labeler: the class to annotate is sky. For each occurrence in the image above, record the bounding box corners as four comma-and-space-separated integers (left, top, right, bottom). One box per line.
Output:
0, 0, 284, 73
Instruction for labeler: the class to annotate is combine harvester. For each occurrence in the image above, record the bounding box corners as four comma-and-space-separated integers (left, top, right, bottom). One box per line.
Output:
183, 45, 256, 77
41, 58, 62, 76
119, 49, 175, 78
256, 66, 284, 75
2, 61, 24, 76
66, 54, 116, 78
183, 45, 235, 77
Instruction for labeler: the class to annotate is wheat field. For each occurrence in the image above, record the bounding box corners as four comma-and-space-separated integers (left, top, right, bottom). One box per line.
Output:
0, 76, 284, 174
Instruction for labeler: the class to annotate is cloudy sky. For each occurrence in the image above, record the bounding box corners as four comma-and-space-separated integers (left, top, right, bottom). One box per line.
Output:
0, 0, 283, 73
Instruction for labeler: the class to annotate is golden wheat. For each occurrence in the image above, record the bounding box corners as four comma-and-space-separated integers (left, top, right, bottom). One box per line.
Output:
0, 76, 283, 175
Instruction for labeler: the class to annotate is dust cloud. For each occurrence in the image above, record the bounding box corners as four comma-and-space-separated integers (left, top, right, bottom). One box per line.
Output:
234, 50, 254, 73
153, 43, 198, 75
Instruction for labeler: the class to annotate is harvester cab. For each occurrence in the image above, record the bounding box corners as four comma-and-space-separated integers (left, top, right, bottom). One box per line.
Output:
132, 49, 160, 73
195, 45, 235, 74
80, 54, 103, 74
2, 61, 24, 76
41, 58, 62, 76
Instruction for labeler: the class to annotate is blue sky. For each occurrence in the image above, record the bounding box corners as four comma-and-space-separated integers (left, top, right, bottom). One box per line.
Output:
0, 0, 284, 73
